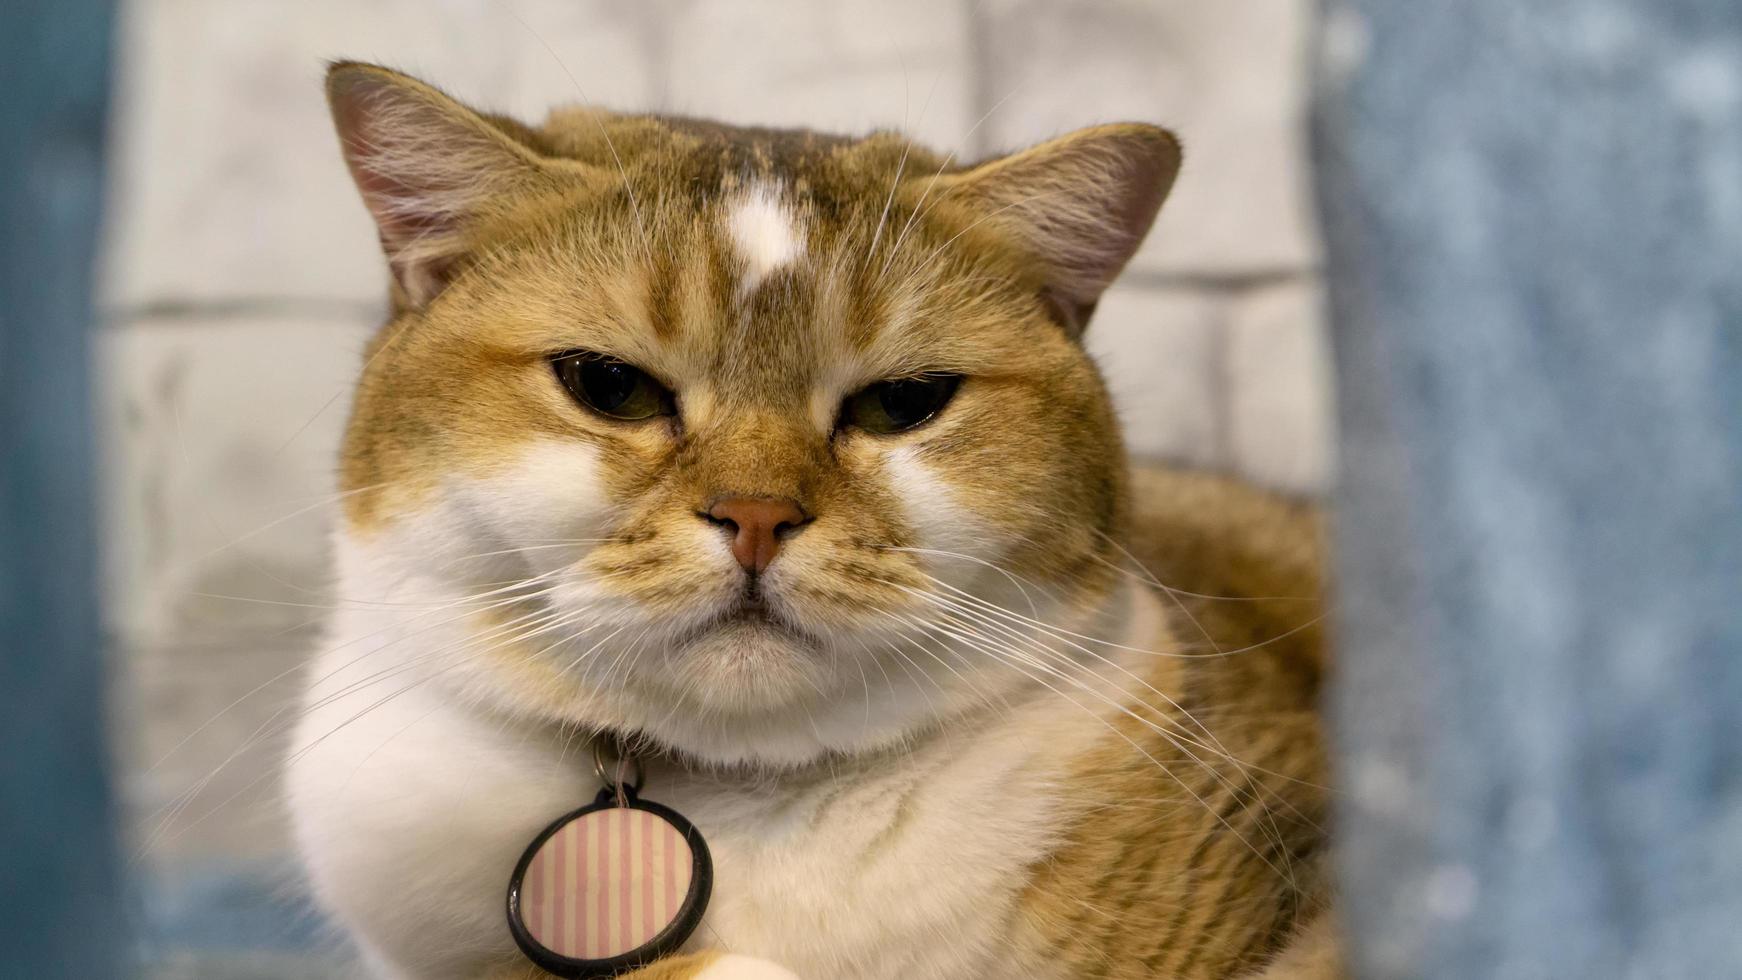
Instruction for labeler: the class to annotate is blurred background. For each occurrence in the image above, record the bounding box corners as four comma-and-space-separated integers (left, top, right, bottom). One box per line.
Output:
8, 0, 1742, 978
98, 2, 1329, 975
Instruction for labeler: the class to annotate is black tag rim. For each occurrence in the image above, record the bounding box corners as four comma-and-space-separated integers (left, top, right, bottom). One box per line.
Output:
506, 789, 713, 979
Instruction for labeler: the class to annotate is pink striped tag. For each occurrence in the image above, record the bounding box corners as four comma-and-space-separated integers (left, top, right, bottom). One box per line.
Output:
519, 806, 695, 961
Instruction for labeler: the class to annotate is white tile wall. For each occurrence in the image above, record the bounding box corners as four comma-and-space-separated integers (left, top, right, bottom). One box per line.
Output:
1088, 287, 1228, 466
101, 0, 1332, 639
662, 0, 975, 151
1226, 279, 1335, 494
97, 312, 376, 642
103, 0, 656, 308
978, 0, 1320, 277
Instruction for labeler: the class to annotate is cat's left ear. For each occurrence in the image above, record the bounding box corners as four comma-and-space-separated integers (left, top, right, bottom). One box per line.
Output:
326, 61, 578, 307
935, 124, 1181, 335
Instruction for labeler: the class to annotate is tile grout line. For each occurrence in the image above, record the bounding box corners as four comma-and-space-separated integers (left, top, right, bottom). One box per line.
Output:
1119, 266, 1319, 294
101, 296, 387, 328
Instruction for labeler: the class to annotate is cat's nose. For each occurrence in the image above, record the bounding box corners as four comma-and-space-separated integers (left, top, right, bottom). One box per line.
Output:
703, 496, 810, 574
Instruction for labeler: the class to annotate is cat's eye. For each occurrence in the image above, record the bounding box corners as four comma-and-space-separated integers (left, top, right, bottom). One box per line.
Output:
840, 374, 962, 435
551, 352, 674, 421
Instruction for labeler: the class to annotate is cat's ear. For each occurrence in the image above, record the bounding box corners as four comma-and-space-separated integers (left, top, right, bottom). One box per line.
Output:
326, 61, 562, 307
937, 124, 1180, 335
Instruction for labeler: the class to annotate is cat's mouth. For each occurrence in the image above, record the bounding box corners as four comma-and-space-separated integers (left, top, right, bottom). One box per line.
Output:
673, 586, 818, 651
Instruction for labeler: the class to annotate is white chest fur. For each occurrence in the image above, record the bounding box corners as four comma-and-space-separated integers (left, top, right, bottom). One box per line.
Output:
286, 571, 1162, 980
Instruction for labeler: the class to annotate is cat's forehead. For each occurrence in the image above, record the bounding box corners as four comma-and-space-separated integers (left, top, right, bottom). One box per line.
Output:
539, 107, 936, 199
623, 177, 916, 399
455, 109, 1041, 410
517, 121, 993, 378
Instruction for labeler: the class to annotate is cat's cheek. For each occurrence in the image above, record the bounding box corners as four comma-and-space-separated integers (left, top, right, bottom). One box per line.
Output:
335, 506, 479, 588
880, 444, 1007, 561
450, 436, 616, 556
344, 438, 618, 597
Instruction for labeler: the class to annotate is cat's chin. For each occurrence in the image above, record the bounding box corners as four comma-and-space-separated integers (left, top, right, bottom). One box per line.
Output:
665, 613, 832, 713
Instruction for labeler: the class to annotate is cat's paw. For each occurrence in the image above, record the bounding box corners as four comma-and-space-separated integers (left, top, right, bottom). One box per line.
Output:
692, 954, 803, 980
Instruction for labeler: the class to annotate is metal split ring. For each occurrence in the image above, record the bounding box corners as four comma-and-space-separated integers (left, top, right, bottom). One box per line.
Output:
591, 736, 645, 798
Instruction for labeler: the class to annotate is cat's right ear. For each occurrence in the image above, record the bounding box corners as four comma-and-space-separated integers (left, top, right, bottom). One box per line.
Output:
930, 124, 1180, 337
327, 62, 561, 307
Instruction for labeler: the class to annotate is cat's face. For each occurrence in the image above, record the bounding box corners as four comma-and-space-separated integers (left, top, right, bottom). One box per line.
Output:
328, 64, 1178, 765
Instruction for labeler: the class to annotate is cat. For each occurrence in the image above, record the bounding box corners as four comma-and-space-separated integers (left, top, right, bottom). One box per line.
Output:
285, 61, 1338, 980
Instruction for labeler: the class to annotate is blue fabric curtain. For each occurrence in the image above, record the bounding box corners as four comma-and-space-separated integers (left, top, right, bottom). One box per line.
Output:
0, 1, 123, 975
1314, 2, 1742, 977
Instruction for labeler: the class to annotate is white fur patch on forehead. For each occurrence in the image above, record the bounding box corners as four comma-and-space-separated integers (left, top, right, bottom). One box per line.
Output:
725, 181, 804, 294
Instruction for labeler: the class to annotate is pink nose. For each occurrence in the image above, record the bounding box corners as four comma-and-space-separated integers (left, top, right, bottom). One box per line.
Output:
706, 497, 809, 574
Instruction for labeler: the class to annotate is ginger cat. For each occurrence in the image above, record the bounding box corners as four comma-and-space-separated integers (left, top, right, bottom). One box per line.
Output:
286, 62, 1338, 980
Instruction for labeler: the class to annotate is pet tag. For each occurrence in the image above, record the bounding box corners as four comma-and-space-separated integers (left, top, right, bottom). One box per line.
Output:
507, 741, 713, 979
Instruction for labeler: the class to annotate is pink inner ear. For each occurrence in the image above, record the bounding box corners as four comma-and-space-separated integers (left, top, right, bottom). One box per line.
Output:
949, 125, 1179, 333
341, 133, 461, 298
325, 68, 530, 304
1100, 145, 1175, 265
329, 82, 458, 253
350, 159, 449, 249
1036, 135, 1177, 307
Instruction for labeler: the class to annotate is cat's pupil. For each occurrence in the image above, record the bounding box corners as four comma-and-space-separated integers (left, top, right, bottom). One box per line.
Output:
879, 379, 938, 428
838, 374, 961, 435
582, 359, 637, 412
875, 375, 959, 430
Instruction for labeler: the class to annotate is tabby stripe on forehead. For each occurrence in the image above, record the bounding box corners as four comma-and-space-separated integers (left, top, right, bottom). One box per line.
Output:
647, 245, 681, 340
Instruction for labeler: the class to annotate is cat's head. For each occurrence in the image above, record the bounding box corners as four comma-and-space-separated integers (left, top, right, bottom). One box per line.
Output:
326, 62, 1179, 767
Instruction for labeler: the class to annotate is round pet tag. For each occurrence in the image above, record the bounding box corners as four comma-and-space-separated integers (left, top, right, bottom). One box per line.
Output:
507, 786, 713, 979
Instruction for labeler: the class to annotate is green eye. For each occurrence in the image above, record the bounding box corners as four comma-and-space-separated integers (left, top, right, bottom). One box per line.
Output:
841, 374, 962, 435
551, 352, 674, 421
